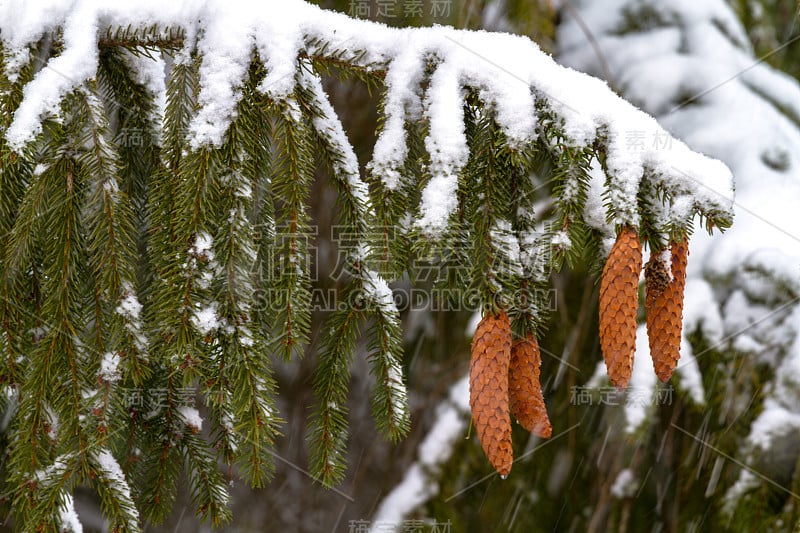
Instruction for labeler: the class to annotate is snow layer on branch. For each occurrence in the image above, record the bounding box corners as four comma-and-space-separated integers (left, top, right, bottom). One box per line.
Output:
1, 0, 731, 236
34, 452, 76, 485
416, 60, 468, 233
363, 270, 398, 316
58, 493, 83, 533
99, 352, 121, 383
93, 448, 138, 529
178, 405, 203, 432
297, 65, 368, 204
191, 303, 219, 336
368, 45, 425, 190
188, 2, 251, 148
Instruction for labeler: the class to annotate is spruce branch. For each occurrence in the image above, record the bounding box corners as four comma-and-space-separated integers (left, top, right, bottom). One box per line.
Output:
181, 432, 232, 527
308, 303, 361, 487
90, 448, 141, 533
270, 96, 314, 361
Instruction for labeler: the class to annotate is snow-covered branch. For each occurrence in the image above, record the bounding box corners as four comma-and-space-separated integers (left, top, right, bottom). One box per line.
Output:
2, 0, 733, 235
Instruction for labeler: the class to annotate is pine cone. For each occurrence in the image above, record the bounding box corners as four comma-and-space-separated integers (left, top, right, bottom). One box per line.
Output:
645, 238, 689, 382
509, 335, 552, 438
470, 311, 513, 476
599, 226, 642, 389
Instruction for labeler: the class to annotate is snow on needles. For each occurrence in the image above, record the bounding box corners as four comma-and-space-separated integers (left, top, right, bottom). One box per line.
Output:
93, 448, 138, 530
1, 0, 732, 237
58, 493, 83, 533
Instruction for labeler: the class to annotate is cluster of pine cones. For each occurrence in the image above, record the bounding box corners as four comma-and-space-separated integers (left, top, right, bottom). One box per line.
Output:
470, 226, 688, 476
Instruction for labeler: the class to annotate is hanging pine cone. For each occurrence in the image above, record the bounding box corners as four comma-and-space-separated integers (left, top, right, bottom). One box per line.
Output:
645, 237, 689, 382
470, 311, 513, 477
509, 334, 552, 438
599, 226, 642, 389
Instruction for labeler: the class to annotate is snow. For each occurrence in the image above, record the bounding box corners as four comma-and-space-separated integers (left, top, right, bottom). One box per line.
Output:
368, 44, 425, 190
624, 325, 657, 434
95, 450, 127, 491
372, 375, 469, 527
93, 448, 138, 530
550, 230, 571, 249
386, 359, 409, 424
188, 3, 251, 148
674, 337, 705, 405
747, 399, 800, 451
298, 65, 368, 204
2, 0, 789, 521
189, 232, 215, 262
737, 308, 800, 458
178, 405, 203, 432
4, 3, 100, 147
124, 51, 167, 137
98, 352, 121, 382
582, 162, 615, 252
416, 60, 469, 234
723, 469, 759, 516
465, 311, 481, 337
610, 468, 637, 499
58, 493, 83, 533
220, 411, 237, 452
371, 463, 432, 530
115, 283, 148, 354
115, 284, 142, 322
681, 278, 723, 345
364, 270, 398, 314
490, 220, 523, 277
237, 325, 254, 347
518, 229, 547, 280
416, 174, 460, 235
584, 361, 609, 389
34, 452, 76, 485
191, 303, 219, 336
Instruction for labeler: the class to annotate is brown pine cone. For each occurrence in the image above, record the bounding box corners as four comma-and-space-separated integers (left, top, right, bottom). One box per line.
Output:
645, 238, 689, 382
509, 335, 552, 438
599, 226, 643, 389
470, 311, 513, 477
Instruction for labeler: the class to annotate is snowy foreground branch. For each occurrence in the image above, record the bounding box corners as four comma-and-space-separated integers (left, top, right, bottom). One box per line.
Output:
3, 0, 732, 230
0, 0, 736, 530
